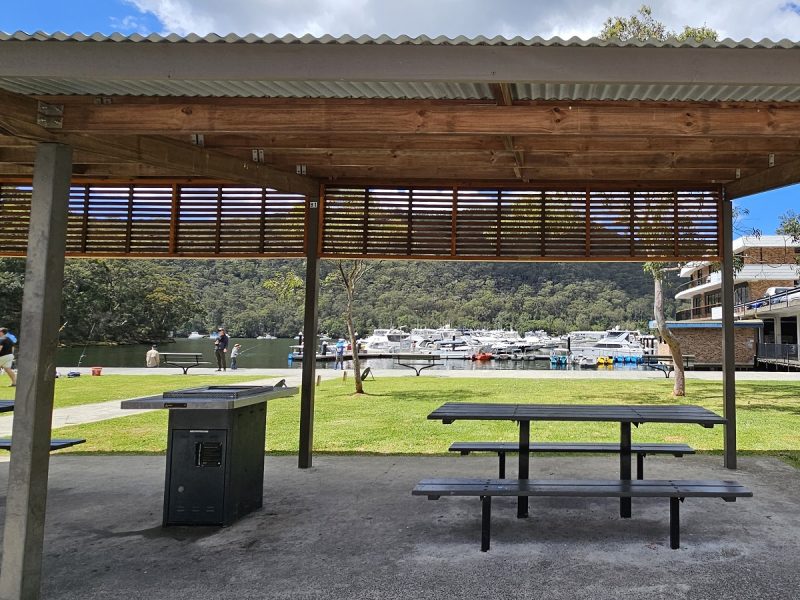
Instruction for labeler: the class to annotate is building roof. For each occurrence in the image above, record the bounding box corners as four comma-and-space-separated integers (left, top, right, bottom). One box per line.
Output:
1, 32, 800, 203
679, 236, 800, 276
1, 32, 800, 101
650, 320, 764, 329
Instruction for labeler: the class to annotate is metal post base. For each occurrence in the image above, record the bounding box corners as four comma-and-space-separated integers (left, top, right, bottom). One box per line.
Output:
481, 495, 491, 552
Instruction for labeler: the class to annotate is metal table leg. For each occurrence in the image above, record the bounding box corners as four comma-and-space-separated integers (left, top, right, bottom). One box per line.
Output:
517, 420, 529, 518
620, 421, 632, 518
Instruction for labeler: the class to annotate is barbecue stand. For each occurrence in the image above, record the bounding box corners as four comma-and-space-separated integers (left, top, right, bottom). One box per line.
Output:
121, 385, 297, 526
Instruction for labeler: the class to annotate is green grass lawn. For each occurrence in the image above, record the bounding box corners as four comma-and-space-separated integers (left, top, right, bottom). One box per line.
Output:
48, 377, 800, 467
0, 374, 268, 411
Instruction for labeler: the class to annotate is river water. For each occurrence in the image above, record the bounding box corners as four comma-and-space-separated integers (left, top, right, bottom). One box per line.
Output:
56, 338, 645, 373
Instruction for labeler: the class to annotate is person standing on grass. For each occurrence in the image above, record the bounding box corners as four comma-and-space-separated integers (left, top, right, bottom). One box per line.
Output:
230, 343, 241, 370
214, 327, 230, 371
145, 345, 160, 368
0, 328, 16, 387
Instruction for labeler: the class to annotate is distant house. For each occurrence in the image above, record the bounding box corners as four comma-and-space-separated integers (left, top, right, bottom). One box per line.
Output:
667, 235, 800, 367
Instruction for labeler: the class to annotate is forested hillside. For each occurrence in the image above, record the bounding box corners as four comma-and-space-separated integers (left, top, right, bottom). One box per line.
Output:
0, 257, 680, 343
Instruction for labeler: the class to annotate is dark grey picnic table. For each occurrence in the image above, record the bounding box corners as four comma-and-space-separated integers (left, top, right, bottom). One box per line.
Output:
428, 402, 726, 519
158, 352, 210, 374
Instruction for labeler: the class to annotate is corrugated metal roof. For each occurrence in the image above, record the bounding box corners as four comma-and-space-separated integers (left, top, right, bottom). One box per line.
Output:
1, 31, 799, 47
1, 32, 799, 101
0, 77, 490, 99
3, 77, 800, 101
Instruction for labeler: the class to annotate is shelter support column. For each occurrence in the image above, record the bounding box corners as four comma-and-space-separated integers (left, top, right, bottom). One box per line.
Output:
0, 143, 72, 600
720, 196, 737, 469
299, 189, 321, 469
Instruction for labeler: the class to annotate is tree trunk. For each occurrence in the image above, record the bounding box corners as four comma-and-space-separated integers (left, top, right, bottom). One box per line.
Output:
654, 276, 685, 396
346, 302, 363, 394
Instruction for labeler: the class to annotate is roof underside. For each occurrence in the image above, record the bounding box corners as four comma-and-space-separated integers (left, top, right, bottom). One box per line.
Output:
1, 32, 799, 195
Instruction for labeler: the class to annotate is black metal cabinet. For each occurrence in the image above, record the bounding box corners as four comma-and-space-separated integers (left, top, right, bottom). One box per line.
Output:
121, 385, 297, 527
165, 404, 266, 526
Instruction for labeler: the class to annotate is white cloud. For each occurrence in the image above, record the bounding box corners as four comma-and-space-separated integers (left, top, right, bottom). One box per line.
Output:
125, 0, 800, 40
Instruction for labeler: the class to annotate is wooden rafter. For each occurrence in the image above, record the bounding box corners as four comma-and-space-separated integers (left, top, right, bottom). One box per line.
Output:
489, 83, 525, 181
0, 89, 318, 196
725, 157, 800, 199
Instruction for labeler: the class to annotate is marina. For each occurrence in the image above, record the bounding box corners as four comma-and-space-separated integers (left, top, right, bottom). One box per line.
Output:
56, 327, 660, 373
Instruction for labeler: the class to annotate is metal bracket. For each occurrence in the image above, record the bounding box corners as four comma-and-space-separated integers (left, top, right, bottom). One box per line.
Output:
296, 164, 307, 175
735, 168, 741, 179
768, 153, 775, 167
251, 149, 265, 163
36, 101, 64, 129
93, 97, 113, 105
190, 134, 205, 147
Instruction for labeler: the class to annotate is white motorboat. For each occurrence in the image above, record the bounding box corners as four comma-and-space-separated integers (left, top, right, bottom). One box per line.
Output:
361, 328, 413, 353
187, 331, 205, 339
569, 330, 644, 361
256, 334, 277, 340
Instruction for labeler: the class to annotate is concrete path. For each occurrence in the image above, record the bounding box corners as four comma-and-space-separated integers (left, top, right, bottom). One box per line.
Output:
0, 369, 346, 438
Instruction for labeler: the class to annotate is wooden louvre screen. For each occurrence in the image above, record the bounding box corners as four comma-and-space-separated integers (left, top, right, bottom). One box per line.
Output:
321, 186, 721, 261
0, 183, 307, 258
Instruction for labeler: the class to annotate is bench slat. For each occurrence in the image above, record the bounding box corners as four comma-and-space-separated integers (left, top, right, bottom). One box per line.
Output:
0, 438, 86, 451
449, 442, 694, 455
413, 478, 752, 499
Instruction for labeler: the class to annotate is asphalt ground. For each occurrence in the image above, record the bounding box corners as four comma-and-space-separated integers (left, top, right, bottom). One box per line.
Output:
0, 454, 796, 599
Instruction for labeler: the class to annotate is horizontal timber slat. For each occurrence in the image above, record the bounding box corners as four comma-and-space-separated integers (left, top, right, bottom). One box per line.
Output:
0, 182, 307, 257
1, 180, 721, 262
321, 185, 721, 261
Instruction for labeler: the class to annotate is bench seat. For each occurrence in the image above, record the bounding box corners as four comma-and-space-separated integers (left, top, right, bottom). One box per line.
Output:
0, 438, 86, 451
413, 478, 752, 551
449, 441, 695, 479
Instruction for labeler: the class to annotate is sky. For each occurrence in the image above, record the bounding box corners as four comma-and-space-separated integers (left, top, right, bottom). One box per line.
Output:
1, 0, 798, 234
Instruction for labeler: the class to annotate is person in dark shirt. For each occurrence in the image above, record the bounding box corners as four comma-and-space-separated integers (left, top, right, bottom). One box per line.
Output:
214, 327, 230, 371
0, 327, 16, 387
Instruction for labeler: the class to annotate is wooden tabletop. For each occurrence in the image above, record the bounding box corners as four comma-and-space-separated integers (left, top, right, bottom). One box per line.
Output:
428, 402, 725, 426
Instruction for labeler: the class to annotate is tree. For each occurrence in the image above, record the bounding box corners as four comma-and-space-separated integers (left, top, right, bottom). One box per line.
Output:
777, 210, 800, 272
330, 260, 373, 394
644, 263, 686, 396
777, 210, 800, 242
602, 9, 719, 395
601, 5, 718, 42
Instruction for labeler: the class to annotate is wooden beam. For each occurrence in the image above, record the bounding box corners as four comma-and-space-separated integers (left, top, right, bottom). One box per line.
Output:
310, 165, 742, 181
237, 149, 791, 170
724, 157, 800, 199
0, 89, 319, 196
176, 133, 800, 154
0, 147, 142, 164
52, 101, 800, 138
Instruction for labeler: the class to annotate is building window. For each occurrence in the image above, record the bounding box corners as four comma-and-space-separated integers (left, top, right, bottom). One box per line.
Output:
734, 283, 749, 306
705, 291, 721, 306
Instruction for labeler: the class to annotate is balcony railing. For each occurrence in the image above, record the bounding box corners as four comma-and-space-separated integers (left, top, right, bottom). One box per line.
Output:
758, 343, 799, 362
675, 304, 721, 321
735, 285, 800, 315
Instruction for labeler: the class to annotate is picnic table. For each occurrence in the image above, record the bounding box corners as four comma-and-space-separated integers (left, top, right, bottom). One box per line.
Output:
393, 353, 442, 376
158, 352, 210, 374
0, 400, 14, 413
642, 354, 696, 377
427, 402, 726, 519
